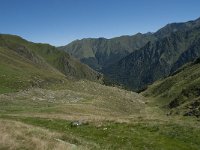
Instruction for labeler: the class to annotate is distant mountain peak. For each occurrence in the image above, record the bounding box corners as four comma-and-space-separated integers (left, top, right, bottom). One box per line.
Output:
103, 17, 200, 91
59, 32, 156, 70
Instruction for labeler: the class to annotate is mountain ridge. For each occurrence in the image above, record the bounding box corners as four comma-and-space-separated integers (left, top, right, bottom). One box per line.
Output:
103, 17, 200, 90
59, 32, 156, 70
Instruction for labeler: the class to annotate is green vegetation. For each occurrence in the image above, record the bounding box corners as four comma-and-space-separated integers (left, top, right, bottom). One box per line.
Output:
29, 43, 102, 81
1, 116, 200, 150
0, 46, 64, 94
143, 58, 200, 117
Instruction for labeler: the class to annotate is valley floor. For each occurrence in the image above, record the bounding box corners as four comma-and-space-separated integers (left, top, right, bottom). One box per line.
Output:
0, 85, 200, 150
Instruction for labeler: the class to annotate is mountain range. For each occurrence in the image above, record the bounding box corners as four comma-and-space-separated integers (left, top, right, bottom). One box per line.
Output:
60, 17, 200, 91
59, 33, 156, 70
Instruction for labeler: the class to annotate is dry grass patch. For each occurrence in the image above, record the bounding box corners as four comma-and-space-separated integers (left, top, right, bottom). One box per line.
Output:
0, 119, 84, 150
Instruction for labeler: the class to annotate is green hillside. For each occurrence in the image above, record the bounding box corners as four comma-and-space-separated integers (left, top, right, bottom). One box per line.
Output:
143, 58, 200, 117
0, 34, 102, 93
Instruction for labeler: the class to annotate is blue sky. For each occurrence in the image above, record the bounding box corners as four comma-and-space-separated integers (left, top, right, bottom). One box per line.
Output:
0, 0, 200, 46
